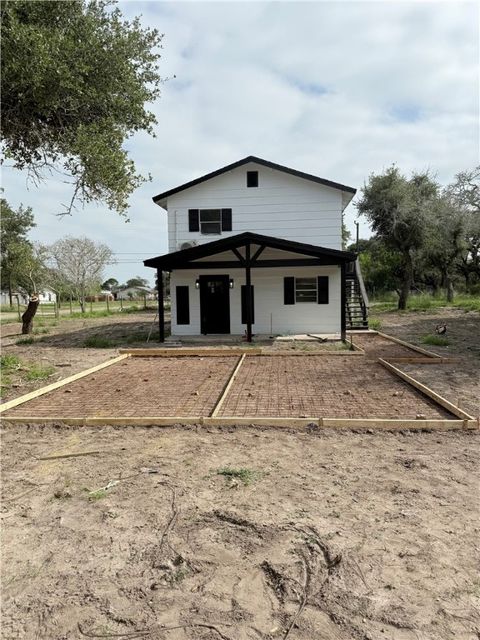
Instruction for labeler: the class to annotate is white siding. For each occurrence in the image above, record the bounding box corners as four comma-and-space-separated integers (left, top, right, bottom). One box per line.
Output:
165, 162, 344, 253
170, 266, 341, 336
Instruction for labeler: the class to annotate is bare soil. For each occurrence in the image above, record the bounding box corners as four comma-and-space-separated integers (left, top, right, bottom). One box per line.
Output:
376, 309, 480, 417
0, 313, 159, 402
1, 423, 479, 640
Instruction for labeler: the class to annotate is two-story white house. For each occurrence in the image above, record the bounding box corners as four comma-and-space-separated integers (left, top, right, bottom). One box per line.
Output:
144, 156, 367, 342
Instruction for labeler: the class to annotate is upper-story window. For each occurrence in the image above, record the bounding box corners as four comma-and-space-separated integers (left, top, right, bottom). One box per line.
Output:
188, 208, 232, 234
247, 171, 258, 187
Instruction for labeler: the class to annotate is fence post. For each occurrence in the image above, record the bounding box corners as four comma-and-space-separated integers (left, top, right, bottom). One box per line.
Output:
90, 298, 93, 313
144, 294, 147, 309
16, 296, 21, 322
106, 295, 110, 312
55, 302, 59, 319
70, 295, 73, 315
120, 297, 123, 311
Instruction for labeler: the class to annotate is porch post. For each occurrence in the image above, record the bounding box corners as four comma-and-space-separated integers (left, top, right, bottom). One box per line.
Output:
245, 243, 253, 342
340, 262, 346, 342
157, 268, 165, 343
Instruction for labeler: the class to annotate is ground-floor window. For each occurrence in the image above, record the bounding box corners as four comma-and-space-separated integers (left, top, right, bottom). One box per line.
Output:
284, 275, 329, 305
295, 277, 317, 303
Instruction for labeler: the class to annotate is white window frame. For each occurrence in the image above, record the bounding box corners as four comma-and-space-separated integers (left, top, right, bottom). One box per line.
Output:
199, 209, 222, 235
295, 277, 317, 303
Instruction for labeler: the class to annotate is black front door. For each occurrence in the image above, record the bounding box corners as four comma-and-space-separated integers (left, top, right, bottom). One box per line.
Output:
199, 275, 230, 334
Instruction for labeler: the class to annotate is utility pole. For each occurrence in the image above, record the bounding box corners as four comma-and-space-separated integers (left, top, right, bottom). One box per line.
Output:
355, 221, 360, 252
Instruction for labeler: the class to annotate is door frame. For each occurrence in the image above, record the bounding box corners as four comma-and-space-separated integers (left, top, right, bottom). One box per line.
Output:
199, 274, 231, 334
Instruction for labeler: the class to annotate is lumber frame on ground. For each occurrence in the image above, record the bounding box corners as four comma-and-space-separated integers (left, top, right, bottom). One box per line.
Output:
120, 347, 364, 357
211, 354, 246, 417
2, 415, 477, 430
375, 331, 443, 358
119, 348, 262, 356
378, 358, 474, 420
0, 354, 130, 413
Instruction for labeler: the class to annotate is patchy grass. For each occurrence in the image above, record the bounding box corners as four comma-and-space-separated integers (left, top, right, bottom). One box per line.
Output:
24, 363, 55, 381
88, 489, 108, 501
15, 336, 35, 345
1, 355, 55, 396
82, 332, 151, 349
421, 334, 450, 347
368, 317, 382, 331
33, 327, 50, 335
1, 354, 21, 369
370, 293, 480, 314
83, 336, 115, 348
216, 467, 261, 486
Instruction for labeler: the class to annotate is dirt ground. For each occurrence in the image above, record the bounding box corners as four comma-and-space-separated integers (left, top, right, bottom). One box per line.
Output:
0, 313, 159, 402
1, 423, 479, 640
375, 309, 480, 417
1, 308, 479, 639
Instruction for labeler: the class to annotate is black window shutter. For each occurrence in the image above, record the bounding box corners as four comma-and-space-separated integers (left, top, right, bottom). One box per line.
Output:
188, 209, 199, 232
317, 276, 329, 304
176, 286, 190, 324
241, 285, 255, 324
284, 277, 295, 305
221, 208, 232, 231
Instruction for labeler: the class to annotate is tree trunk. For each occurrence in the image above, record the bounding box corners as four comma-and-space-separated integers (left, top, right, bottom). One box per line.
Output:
446, 276, 454, 302
398, 253, 413, 310
8, 275, 13, 308
21, 296, 40, 334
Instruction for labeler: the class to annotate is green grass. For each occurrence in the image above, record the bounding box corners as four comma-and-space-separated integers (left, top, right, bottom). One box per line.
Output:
83, 336, 115, 348
368, 317, 383, 331
1, 354, 21, 369
88, 489, 107, 501
421, 334, 450, 347
370, 293, 480, 314
216, 467, 261, 486
24, 363, 55, 381
15, 336, 35, 345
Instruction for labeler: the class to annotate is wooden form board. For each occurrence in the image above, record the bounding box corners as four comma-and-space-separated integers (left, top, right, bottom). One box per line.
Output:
0, 354, 130, 414
2, 332, 477, 431
121, 347, 364, 357
378, 358, 474, 420
3, 415, 477, 430
211, 354, 246, 417
375, 331, 443, 359
119, 348, 262, 356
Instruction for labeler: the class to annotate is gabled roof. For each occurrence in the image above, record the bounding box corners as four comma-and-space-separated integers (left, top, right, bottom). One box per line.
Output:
152, 155, 356, 206
144, 232, 356, 270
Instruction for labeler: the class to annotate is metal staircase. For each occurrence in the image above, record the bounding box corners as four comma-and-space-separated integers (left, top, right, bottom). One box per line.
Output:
345, 259, 369, 330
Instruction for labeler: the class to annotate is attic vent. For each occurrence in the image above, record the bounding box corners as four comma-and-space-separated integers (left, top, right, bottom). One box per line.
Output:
180, 241, 197, 251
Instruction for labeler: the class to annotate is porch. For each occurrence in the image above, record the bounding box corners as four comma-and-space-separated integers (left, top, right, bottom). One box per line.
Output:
144, 232, 357, 342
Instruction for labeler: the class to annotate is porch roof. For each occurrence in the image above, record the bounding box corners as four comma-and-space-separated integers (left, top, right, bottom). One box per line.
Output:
144, 232, 356, 271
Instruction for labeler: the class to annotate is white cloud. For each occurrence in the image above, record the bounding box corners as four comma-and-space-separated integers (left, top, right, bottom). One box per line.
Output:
2, 0, 478, 281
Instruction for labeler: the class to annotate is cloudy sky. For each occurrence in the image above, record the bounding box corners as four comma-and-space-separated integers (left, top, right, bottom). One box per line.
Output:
3, 0, 479, 285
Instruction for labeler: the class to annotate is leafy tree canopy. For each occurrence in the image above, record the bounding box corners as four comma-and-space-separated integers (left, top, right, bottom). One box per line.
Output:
0, 198, 42, 301
102, 277, 119, 291
125, 276, 149, 288
48, 236, 114, 311
356, 166, 438, 308
1, 0, 164, 216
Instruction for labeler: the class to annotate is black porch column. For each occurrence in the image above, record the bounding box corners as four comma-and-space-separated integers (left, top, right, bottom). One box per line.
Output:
157, 268, 165, 343
245, 243, 253, 342
340, 262, 346, 342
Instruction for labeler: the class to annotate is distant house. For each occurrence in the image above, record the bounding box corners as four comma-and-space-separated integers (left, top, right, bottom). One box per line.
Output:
144, 156, 368, 342
116, 286, 157, 301
1, 288, 57, 305
37, 288, 57, 303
